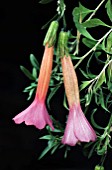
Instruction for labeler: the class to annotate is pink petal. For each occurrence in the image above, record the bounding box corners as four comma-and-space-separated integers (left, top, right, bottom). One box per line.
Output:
13, 97, 54, 130
72, 104, 96, 142
62, 110, 78, 146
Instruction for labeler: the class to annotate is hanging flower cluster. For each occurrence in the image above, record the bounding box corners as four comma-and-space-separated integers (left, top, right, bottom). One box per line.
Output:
13, 21, 96, 146
12, 0, 112, 169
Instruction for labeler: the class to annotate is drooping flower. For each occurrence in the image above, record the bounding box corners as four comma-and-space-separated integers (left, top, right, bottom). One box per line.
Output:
13, 21, 59, 130
61, 55, 96, 146
57, 31, 96, 146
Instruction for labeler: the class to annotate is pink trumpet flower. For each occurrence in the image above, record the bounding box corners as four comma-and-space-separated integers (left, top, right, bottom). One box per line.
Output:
13, 44, 54, 130
61, 56, 96, 146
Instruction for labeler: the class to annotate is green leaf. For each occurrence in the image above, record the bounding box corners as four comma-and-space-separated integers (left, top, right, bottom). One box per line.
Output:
39, 135, 52, 140
38, 143, 54, 160
70, 54, 81, 60
63, 93, 69, 110
23, 86, 33, 92
20, 66, 35, 80
75, 20, 96, 41
80, 80, 92, 91
32, 68, 37, 79
27, 88, 35, 100
106, 32, 112, 53
95, 52, 104, 64
85, 92, 92, 106
30, 54, 39, 70
105, 0, 112, 22
72, 6, 95, 41
39, 0, 54, 4
94, 71, 106, 91
88, 142, 98, 159
79, 68, 90, 79
82, 38, 101, 50
51, 143, 60, 154
91, 108, 104, 129
82, 18, 110, 28
95, 89, 110, 112
72, 3, 93, 21
64, 146, 71, 158
99, 89, 109, 112
97, 145, 107, 155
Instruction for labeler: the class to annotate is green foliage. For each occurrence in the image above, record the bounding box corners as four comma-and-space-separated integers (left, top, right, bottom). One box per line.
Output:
105, 0, 112, 22
72, 3, 96, 40
82, 38, 102, 50
20, 66, 36, 80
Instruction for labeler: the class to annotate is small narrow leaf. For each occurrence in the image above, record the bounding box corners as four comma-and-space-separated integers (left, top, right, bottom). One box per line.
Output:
38, 144, 54, 160
80, 81, 92, 91
39, 0, 54, 4
95, 52, 104, 64
79, 68, 90, 79
91, 108, 104, 129
27, 88, 35, 100
51, 143, 60, 154
88, 142, 98, 159
39, 135, 52, 140
95, 71, 106, 90
32, 68, 37, 79
63, 93, 69, 110
30, 54, 39, 70
85, 92, 92, 106
20, 66, 35, 80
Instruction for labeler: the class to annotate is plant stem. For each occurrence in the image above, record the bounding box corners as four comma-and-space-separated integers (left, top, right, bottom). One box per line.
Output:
74, 0, 106, 56
94, 58, 112, 81
87, 0, 106, 21
75, 28, 112, 69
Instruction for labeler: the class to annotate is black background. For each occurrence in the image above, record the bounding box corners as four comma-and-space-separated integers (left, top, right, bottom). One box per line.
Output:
0, 0, 112, 169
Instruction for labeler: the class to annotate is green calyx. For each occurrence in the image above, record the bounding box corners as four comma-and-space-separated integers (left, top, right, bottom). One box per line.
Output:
43, 21, 59, 47
94, 165, 104, 170
57, 31, 69, 58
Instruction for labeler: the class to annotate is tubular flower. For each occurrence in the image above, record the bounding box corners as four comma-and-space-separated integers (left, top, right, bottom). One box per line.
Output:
13, 44, 54, 130
61, 56, 96, 146
13, 21, 59, 130
57, 31, 96, 146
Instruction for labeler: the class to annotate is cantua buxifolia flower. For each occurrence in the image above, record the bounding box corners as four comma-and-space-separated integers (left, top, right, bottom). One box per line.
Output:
13, 21, 59, 130
57, 31, 96, 146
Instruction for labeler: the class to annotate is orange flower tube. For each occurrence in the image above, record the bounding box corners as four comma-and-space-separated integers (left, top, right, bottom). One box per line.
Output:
36, 43, 53, 101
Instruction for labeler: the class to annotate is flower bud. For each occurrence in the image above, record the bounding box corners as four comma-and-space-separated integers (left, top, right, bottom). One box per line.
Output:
43, 21, 59, 47
57, 31, 69, 58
